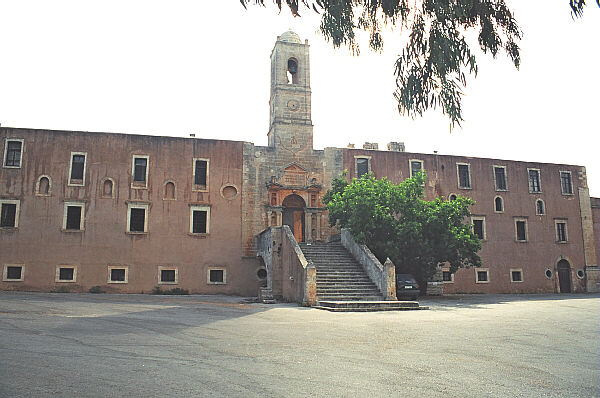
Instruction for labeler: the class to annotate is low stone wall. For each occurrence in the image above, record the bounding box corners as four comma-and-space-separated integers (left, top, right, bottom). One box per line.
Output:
340, 229, 396, 300
255, 226, 316, 305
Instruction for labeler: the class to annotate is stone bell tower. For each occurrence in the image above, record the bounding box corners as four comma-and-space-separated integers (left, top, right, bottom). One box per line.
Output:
267, 31, 313, 152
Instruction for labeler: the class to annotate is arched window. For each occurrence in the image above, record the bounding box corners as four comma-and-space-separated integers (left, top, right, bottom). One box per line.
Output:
287, 58, 298, 84
494, 196, 504, 212
36, 175, 51, 196
164, 181, 175, 200
536, 199, 545, 215
102, 179, 114, 198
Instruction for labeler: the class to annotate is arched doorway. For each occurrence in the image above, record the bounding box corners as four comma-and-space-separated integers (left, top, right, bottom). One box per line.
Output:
282, 194, 305, 242
557, 259, 572, 293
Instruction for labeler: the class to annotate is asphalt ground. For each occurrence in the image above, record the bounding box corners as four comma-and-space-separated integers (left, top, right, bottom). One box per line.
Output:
0, 292, 598, 398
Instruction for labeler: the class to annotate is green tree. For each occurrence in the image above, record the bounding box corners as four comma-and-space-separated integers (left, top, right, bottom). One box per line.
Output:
323, 171, 481, 289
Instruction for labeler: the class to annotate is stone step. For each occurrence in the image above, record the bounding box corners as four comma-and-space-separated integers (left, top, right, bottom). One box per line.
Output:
314, 300, 428, 312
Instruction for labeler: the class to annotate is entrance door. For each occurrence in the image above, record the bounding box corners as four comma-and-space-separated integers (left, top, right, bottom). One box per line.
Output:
282, 194, 305, 242
557, 259, 572, 293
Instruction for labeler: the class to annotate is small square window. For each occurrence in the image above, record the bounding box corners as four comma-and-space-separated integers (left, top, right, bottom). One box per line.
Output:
63, 202, 85, 231
158, 266, 178, 284
193, 158, 209, 191
355, 157, 370, 178
131, 155, 149, 187
0, 200, 19, 228
476, 269, 489, 283
494, 166, 507, 191
56, 266, 77, 282
127, 203, 149, 233
560, 171, 573, 195
190, 206, 210, 234
68, 152, 87, 186
3, 139, 23, 168
3, 265, 24, 282
515, 219, 528, 242
108, 266, 128, 283
528, 169, 541, 193
510, 269, 523, 283
442, 271, 454, 283
208, 267, 226, 284
457, 163, 471, 189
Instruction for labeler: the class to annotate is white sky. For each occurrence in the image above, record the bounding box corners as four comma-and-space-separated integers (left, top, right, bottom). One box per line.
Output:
1, 1, 599, 195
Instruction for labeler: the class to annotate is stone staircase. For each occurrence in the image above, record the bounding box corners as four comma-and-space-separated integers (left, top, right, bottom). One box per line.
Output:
299, 241, 426, 311
299, 242, 382, 301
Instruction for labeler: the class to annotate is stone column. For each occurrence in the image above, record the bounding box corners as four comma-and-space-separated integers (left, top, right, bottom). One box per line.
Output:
305, 211, 312, 243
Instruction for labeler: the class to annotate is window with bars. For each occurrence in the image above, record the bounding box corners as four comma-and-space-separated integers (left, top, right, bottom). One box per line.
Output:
494, 166, 507, 190
556, 221, 568, 242
536, 199, 545, 215
4, 140, 23, 167
457, 164, 471, 189
476, 269, 489, 283
560, 171, 573, 195
528, 169, 541, 193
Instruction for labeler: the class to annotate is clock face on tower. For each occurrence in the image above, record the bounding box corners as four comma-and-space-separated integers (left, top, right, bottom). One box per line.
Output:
287, 99, 300, 112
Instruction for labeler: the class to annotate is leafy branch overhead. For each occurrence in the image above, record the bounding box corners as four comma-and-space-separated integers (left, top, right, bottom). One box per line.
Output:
241, 0, 598, 126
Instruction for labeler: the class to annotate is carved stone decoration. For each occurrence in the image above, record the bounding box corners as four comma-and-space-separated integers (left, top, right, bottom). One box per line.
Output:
281, 163, 308, 187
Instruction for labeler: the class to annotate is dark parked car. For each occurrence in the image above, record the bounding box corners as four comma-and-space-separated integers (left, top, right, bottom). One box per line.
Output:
396, 274, 420, 300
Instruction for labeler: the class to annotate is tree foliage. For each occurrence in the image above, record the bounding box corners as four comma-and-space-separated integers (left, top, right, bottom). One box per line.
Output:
241, 0, 598, 126
322, 171, 481, 287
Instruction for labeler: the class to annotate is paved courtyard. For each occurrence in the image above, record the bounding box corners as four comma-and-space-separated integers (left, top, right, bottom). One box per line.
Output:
0, 292, 598, 398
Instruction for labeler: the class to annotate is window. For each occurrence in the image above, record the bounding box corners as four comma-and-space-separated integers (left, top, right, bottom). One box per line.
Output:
355, 157, 370, 178
0, 199, 20, 228
555, 220, 568, 243
493, 166, 507, 191
193, 159, 209, 190
536, 199, 545, 215
494, 196, 504, 213
56, 266, 77, 282
472, 216, 486, 240
3, 139, 23, 168
63, 202, 84, 231
271, 192, 278, 206
108, 266, 128, 283
3, 265, 24, 281
476, 269, 489, 283
68, 152, 87, 185
528, 168, 541, 193
190, 205, 210, 234
158, 266, 178, 284
287, 58, 298, 84
310, 194, 317, 207
457, 163, 471, 189
132, 155, 149, 187
127, 203, 149, 233
515, 218, 528, 242
560, 171, 573, 195
208, 267, 226, 284
448, 194, 457, 201
510, 269, 523, 283
442, 271, 454, 283
409, 160, 424, 178
36, 175, 52, 196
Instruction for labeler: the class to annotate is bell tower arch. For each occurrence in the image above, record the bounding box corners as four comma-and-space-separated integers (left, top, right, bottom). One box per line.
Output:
268, 30, 313, 151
